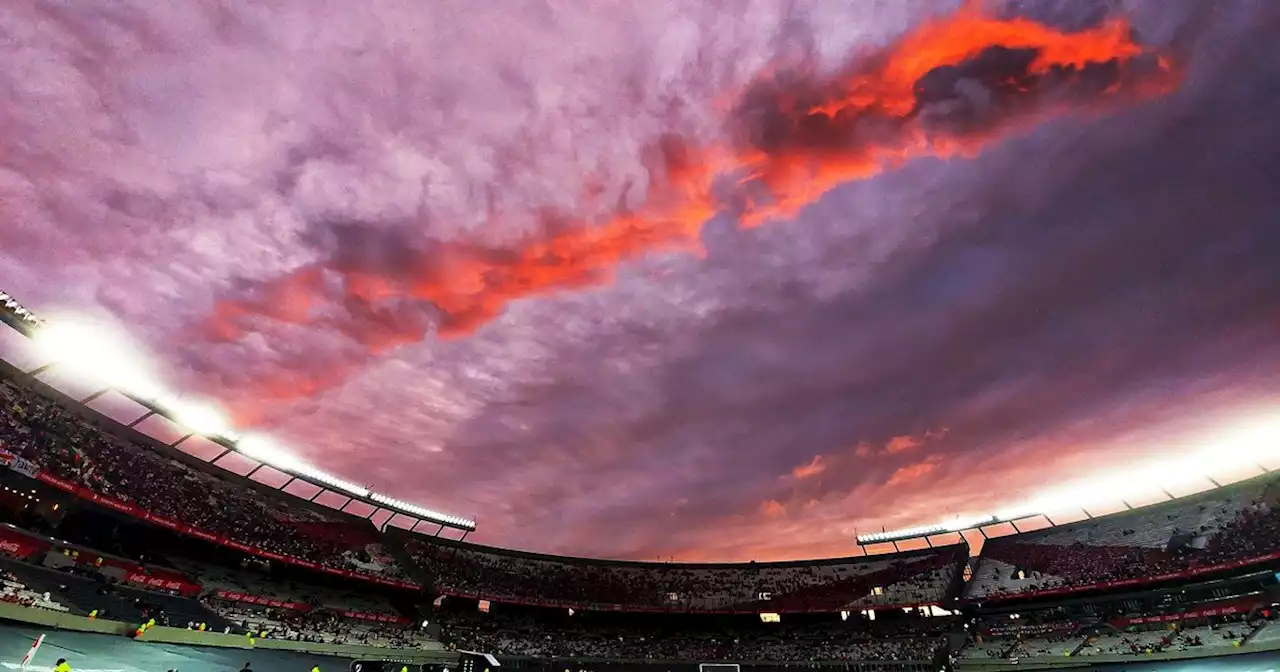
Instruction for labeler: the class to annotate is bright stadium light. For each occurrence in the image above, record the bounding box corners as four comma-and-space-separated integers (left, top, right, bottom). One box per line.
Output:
167, 400, 230, 436
32, 317, 165, 401
369, 493, 475, 529
302, 470, 369, 497
0, 289, 476, 532
235, 435, 371, 496
1021, 414, 1280, 516
860, 412, 1280, 545
237, 434, 307, 471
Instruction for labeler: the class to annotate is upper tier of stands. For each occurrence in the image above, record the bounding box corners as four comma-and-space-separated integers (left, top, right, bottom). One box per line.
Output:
0, 378, 409, 582
968, 474, 1280, 600
405, 536, 965, 612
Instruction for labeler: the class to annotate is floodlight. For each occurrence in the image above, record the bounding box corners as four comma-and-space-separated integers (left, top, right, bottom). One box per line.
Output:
168, 400, 229, 436
302, 469, 369, 497
236, 434, 307, 472
32, 317, 165, 400
367, 493, 474, 528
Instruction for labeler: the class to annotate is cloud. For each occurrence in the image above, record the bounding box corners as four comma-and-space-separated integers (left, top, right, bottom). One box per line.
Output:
791, 455, 827, 479
1, 0, 1278, 563
760, 499, 787, 518
185, 2, 1176, 405
883, 434, 923, 455
887, 456, 943, 487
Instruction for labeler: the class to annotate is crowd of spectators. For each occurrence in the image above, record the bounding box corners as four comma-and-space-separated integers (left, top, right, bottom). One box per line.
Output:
968, 478, 1280, 598
203, 598, 435, 649
176, 558, 397, 613
408, 539, 963, 612
963, 609, 1278, 661
0, 567, 69, 611
0, 379, 408, 581
1076, 620, 1255, 657
439, 610, 949, 662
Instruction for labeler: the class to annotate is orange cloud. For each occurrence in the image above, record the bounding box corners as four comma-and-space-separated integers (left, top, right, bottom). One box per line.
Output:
791, 455, 827, 479
883, 434, 922, 455
759, 499, 786, 518
886, 456, 942, 487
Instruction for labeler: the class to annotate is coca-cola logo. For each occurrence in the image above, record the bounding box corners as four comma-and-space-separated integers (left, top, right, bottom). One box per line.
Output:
0, 540, 23, 554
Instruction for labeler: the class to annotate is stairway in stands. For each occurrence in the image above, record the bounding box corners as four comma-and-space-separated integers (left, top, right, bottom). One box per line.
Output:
382, 527, 435, 593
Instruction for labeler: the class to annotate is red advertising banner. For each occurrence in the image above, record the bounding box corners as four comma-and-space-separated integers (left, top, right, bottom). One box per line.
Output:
969, 551, 1280, 604
126, 572, 203, 597
36, 473, 79, 493
336, 610, 411, 625
214, 590, 313, 612
33, 471, 422, 591
0, 526, 51, 559
1110, 598, 1259, 627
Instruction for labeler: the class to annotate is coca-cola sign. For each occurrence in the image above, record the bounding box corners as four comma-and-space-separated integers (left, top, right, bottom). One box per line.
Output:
0, 527, 51, 558
214, 590, 312, 612
125, 572, 202, 597
338, 610, 411, 625
1110, 598, 1258, 627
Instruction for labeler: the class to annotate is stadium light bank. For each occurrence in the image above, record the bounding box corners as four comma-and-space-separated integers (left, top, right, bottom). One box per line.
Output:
0, 290, 476, 532
859, 414, 1280, 546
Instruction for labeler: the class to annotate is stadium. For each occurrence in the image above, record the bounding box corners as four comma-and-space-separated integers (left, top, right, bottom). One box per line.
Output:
2, 0, 1280, 671
0, 292, 1277, 671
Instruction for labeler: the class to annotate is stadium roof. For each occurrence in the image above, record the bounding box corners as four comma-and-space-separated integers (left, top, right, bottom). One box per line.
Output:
0, 289, 475, 533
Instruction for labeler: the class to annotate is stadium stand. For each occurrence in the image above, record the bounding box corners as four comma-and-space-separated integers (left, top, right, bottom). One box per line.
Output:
0, 565, 69, 612
0, 378, 412, 585
203, 597, 434, 647
0, 555, 231, 628
4, 354, 1280, 668
405, 536, 965, 612
967, 474, 1280, 600
1074, 621, 1253, 657
170, 557, 438, 646
437, 605, 954, 662
959, 589, 1279, 663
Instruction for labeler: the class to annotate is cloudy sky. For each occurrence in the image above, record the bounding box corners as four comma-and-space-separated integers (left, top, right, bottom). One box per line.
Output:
2, 0, 1278, 562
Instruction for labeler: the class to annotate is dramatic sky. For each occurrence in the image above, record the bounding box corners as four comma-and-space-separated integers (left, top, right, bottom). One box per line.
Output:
2, 0, 1278, 562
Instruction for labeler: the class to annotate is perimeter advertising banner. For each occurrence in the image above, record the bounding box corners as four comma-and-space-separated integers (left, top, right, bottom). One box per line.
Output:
213, 589, 313, 612
1110, 597, 1259, 627
0, 525, 52, 559
126, 572, 203, 597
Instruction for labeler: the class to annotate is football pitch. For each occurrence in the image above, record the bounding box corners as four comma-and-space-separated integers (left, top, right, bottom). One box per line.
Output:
0, 624, 348, 672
